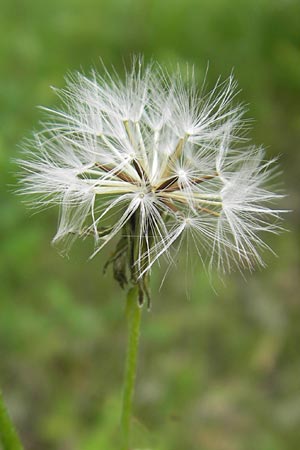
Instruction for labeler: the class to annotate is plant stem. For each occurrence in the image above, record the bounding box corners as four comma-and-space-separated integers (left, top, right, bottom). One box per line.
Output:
121, 286, 142, 450
0, 391, 23, 450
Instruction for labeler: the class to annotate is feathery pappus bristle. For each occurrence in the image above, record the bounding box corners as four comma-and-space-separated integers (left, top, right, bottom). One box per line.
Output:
17, 57, 285, 295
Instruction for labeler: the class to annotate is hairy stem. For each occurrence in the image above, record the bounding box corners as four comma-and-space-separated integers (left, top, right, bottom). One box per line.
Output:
121, 286, 142, 450
0, 391, 23, 450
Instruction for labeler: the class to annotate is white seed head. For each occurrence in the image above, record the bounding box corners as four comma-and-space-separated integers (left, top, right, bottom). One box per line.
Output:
17, 58, 284, 278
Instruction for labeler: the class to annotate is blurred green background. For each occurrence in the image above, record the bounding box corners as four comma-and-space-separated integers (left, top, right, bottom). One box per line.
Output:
1, 0, 299, 449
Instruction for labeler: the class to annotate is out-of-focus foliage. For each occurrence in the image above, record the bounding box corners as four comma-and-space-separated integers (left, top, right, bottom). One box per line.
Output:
0, 0, 299, 449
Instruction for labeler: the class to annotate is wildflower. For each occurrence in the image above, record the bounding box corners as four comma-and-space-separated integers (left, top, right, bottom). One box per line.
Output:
18, 58, 283, 303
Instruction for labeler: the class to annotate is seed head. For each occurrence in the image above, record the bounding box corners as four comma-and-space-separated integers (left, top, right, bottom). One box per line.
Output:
17, 58, 284, 293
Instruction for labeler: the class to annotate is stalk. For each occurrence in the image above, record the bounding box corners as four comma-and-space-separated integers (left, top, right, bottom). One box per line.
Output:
120, 286, 142, 450
0, 391, 24, 450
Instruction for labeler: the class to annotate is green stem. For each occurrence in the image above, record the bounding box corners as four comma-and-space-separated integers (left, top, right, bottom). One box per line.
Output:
0, 391, 24, 450
121, 286, 142, 450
